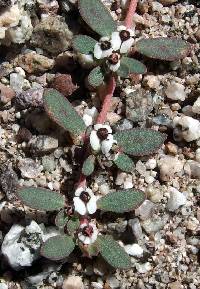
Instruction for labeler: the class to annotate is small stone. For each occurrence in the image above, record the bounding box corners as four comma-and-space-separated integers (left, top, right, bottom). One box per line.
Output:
62, 276, 84, 289
165, 142, 178, 155
42, 155, 56, 172
173, 116, 200, 142
31, 16, 73, 54
169, 281, 183, 289
0, 165, 18, 201
16, 127, 32, 143
128, 218, 143, 240
192, 97, 200, 114
29, 135, 58, 154
15, 88, 44, 110
18, 158, 42, 179
142, 215, 168, 234
143, 75, 160, 89
145, 158, 157, 170
14, 52, 55, 74
0, 5, 20, 39
124, 244, 143, 257
0, 83, 15, 104
9, 73, 24, 93
167, 187, 187, 212
147, 185, 163, 203
187, 160, 200, 179
135, 200, 156, 220
50, 74, 78, 97
159, 0, 178, 5
195, 148, 200, 162
0, 284, 8, 289
106, 276, 120, 289
135, 262, 152, 273
165, 82, 186, 101
158, 156, 184, 182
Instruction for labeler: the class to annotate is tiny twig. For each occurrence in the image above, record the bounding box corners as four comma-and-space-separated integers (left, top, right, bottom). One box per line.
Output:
96, 76, 116, 124
124, 0, 138, 29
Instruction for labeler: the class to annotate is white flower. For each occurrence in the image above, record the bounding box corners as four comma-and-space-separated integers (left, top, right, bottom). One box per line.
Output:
78, 222, 98, 245
94, 37, 113, 59
107, 52, 121, 72
73, 187, 97, 216
90, 124, 116, 156
111, 25, 135, 54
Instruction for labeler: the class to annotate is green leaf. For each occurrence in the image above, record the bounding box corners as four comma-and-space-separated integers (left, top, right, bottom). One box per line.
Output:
41, 235, 75, 260
97, 189, 145, 213
117, 57, 147, 78
97, 235, 131, 269
44, 89, 86, 138
135, 37, 190, 61
82, 155, 95, 176
72, 35, 97, 54
17, 187, 65, 211
88, 66, 104, 87
67, 217, 80, 235
79, 0, 117, 36
55, 210, 69, 228
114, 128, 166, 156
114, 153, 134, 172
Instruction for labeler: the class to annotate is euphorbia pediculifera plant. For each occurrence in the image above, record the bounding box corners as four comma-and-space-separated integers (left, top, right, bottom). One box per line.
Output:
16, 0, 190, 269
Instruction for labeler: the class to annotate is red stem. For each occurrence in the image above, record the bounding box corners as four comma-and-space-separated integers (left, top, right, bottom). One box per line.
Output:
124, 0, 138, 29
96, 76, 116, 124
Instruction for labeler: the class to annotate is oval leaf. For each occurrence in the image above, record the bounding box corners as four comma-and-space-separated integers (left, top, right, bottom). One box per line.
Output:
82, 155, 95, 176
88, 66, 104, 87
135, 37, 190, 61
117, 57, 147, 78
114, 128, 166, 156
41, 235, 75, 260
55, 210, 69, 228
97, 235, 131, 269
79, 0, 117, 36
72, 35, 97, 54
114, 153, 134, 172
17, 187, 65, 211
67, 217, 80, 235
97, 189, 145, 213
44, 89, 86, 138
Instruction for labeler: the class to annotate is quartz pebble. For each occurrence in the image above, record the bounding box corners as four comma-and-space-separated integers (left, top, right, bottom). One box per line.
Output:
173, 116, 200, 142
167, 187, 187, 212
0, 83, 15, 104
158, 156, 184, 181
124, 244, 144, 257
18, 158, 42, 179
62, 276, 84, 289
192, 97, 200, 114
165, 82, 186, 101
29, 135, 58, 154
135, 200, 156, 220
15, 88, 44, 109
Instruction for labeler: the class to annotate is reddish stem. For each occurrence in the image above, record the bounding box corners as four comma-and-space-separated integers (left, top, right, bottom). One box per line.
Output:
96, 76, 116, 124
124, 0, 138, 29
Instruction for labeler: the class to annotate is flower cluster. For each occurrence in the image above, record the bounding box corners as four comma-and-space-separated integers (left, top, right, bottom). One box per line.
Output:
89, 124, 117, 157
94, 25, 135, 72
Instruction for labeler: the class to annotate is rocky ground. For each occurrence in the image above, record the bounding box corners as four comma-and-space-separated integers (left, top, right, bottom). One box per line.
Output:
0, 0, 199, 288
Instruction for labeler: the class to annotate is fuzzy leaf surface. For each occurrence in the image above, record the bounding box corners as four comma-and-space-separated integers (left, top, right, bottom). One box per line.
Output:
114, 128, 166, 156
114, 153, 134, 172
17, 187, 65, 211
55, 210, 69, 228
135, 37, 190, 61
117, 57, 147, 78
44, 89, 86, 138
97, 235, 132, 269
82, 155, 95, 176
41, 235, 75, 260
97, 189, 145, 213
88, 66, 104, 87
79, 0, 117, 36
67, 217, 80, 235
72, 35, 97, 54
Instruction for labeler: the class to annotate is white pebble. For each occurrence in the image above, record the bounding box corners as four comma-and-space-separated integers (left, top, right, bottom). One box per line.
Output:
192, 97, 200, 114
165, 82, 186, 101
173, 115, 200, 142
146, 158, 157, 170
124, 244, 143, 258
167, 187, 187, 212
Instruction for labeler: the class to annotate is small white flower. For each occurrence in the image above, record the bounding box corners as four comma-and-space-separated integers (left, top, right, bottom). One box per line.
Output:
94, 37, 113, 59
90, 124, 116, 156
73, 187, 97, 216
78, 222, 98, 245
111, 25, 135, 54
106, 52, 121, 72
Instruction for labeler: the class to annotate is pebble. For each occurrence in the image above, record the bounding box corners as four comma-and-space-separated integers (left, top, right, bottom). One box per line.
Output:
0, 165, 18, 201
0, 83, 15, 104
0, 284, 8, 289
14, 52, 55, 74
135, 200, 156, 220
167, 187, 187, 212
50, 74, 77, 97
173, 116, 200, 142
135, 262, 152, 273
42, 155, 56, 172
9, 73, 24, 93
15, 88, 44, 110
62, 276, 84, 289
147, 185, 163, 203
128, 218, 143, 240
192, 97, 200, 114
18, 158, 42, 179
145, 158, 157, 170
158, 156, 184, 182
187, 160, 200, 179
106, 276, 120, 289
169, 281, 183, 289
142, 215, 169, 234
124, 244, 144, 257
165, 82, 186, 101
29, 135, 59, 154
